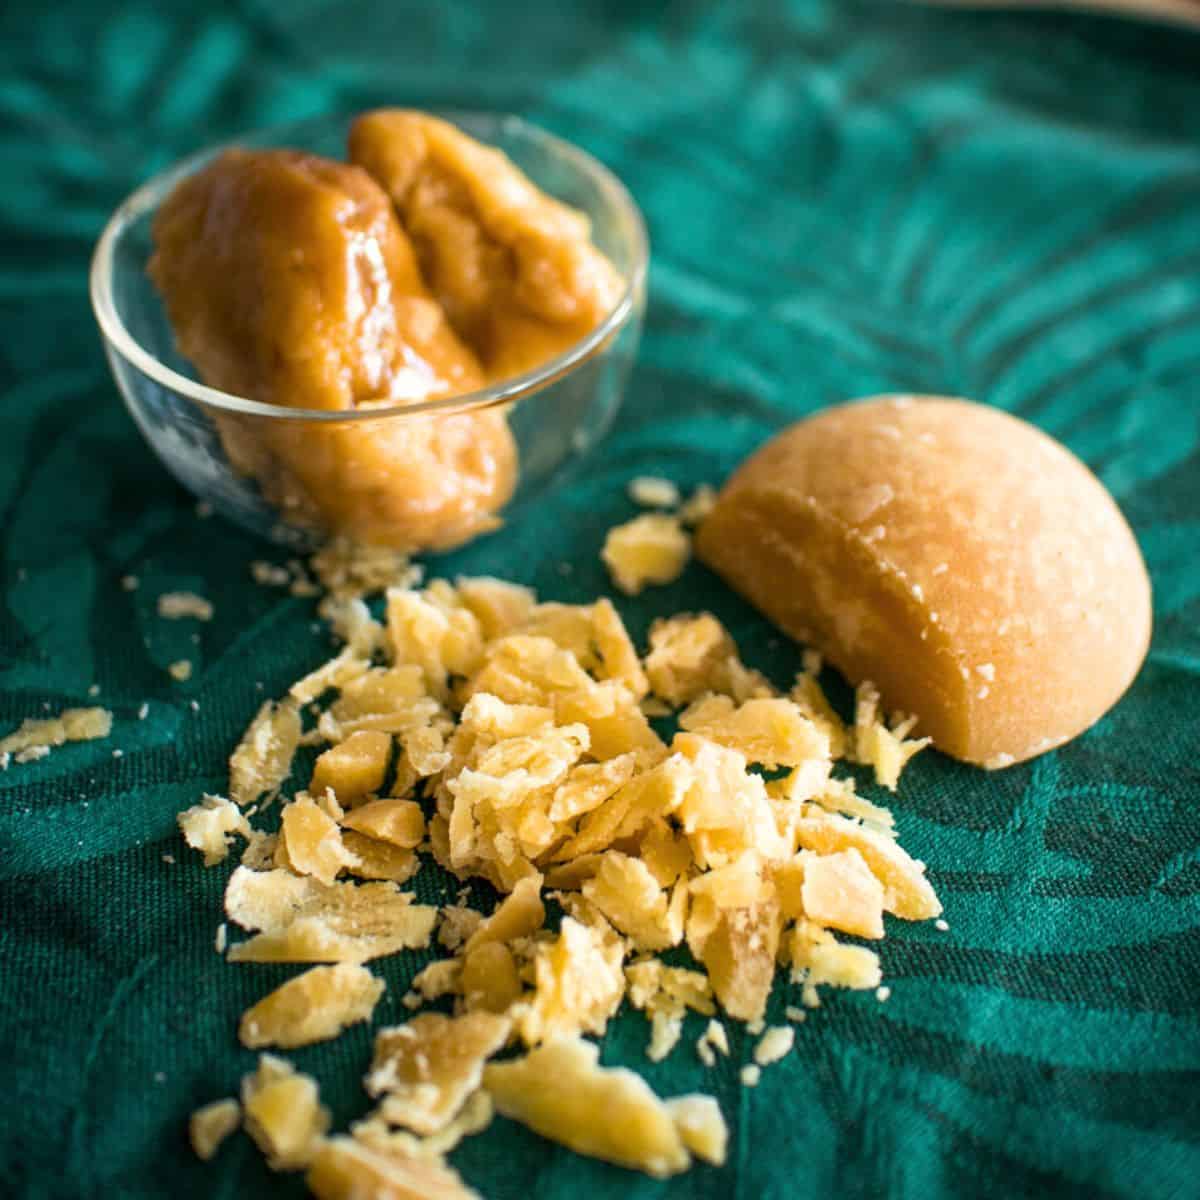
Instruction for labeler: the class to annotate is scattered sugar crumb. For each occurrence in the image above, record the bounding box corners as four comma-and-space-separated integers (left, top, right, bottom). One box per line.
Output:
158, 591, 214, 621
215, 923, 227, 954
740, 1065, 761, 1088
556, 562, 573, 577
746, 1017, 765, 1036
935, 918, 950, 932
138, 703, 149, 720
168, 661, 193, 682
88, 684, 100, 698
784, 1006, 807, 1023
251, 561, 291, 588
876, 986, 891, 1002
679, 484, 717, 526
162, 853, 175, 864
15, 746, 49, 764
112, 749, 123, 759
753, 1026, 794, 1067
121, 575, 139, 591
628, 476, 681, 508
190, 700, 201, 713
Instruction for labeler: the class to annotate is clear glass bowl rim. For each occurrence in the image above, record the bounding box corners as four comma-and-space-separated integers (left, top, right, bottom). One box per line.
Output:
89, 110, 649, 424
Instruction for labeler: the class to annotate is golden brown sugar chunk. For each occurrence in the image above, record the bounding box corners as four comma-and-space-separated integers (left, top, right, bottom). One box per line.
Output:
241, 1054, 330, 1170
149, 148, 516, 551
178, 794, 251, 866
456, 577, 537, 640
581, 852, 682, 953
460, 941, 523, 1014
277, 797, 359, 886
696, 395, 1152, 768
602, 513, 691, 596
189, 1098, 240, 1161
349, 110, 623, 381
342, 798, 426, 849
308, 1137, 481, 1200
800, 848, 885, 940
483, 1037, 691, 1178
793, 809, 940, 921
229, 699, 301, 807
688, 898, 782, 1024
239, 964, 384, 1049
462, 874, 545, 954
310, 730, 392, 804
224, 866, 436, 962
365, 1011, 511, 1134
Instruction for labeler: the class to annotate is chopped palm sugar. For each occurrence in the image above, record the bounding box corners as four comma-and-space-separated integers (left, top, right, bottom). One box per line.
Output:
188, 1097, 240, 1161
341, 798, 426, 849
167, 660, 193, 681
800, 847, 885, 939
352, 1089, 494, 1162
484, 1037, 691, 1178
338, 831, 419, 883
239, 964, 384, 1049
310, 730, 392, 804
307, 1136, 480, 1200
178, 794, 251, 866
241, 1054, 329, 1170
665, 1095, 727, 1165
229, 700, 301, 806
628, 476, 681, 508
157, 591, 214, 620
851, 681, 930, 791
602, 513, 691, 595
0, 706, 112, 761
224, 866, 437, 963
365, 1011, 511, 1134
277, 796, 359, 886
753, 1025, 794, 1066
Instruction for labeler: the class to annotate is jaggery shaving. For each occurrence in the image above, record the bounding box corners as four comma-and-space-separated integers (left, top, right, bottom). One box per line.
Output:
240, 964, 385, 1049
189, 1098, 240, 1161
241, 1054, 330, 1170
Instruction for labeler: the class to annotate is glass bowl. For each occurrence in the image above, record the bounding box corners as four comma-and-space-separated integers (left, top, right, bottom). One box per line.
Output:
89, 112, 648, 551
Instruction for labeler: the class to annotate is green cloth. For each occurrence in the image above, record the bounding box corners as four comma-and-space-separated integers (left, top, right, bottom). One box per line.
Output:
2, 1, 1198, 1196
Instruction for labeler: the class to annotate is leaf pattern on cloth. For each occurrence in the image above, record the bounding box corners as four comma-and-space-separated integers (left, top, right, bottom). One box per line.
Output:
0, 2, 1198, 1198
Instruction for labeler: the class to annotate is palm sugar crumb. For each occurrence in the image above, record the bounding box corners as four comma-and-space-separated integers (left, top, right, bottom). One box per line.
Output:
157, 591, 214, 621
739, 1064, 761, 1088
628, 476, 681, 508
276, 796, 359, 886
168, 660, 193, 682
229, 699, 301, 806
366, 1011, 511, 1134
189, 1097, 240, 1161
240, 964, 384, 1049
0, 706, 113, 762
484, 1037, 691, 1178
753, 1025, 794, 1067
601, 513, 691, 595
678, 484, 717, 527
851, 681, 930, 790
241, 1054, 330, 1170
800, 847, 886, 939
307, 1137, 480, 1200
178, 794, 251, 866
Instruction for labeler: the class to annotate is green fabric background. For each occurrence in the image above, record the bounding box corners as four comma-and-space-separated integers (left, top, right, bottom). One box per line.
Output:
2, 1, 1199, 1196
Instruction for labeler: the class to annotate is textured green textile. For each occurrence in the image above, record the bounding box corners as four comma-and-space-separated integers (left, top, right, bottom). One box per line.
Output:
2, 1, 1199, 1197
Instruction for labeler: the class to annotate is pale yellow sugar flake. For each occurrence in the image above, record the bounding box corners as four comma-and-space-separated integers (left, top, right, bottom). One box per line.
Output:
679, 694, 830, 771
168, 660, 193, 682
688, 895, 783, 1024
463, 873, 545, 956
678, 483, 717, 527
178, 794, 251, 867
591, 597, 650, 696
703, 1019, 729, 1056
215, 923, 227, 954
386, 586, 484, 699
789, 921, 882, 993
366, 1011, 511, 1135
851, 681, 930, 790
794, 809, 941, 920
0, 706, 113, 757
307, 1136, 480, 1200
229, 699, 301, 807
582, 852, 682, 953
460, 941, 523, 1015
189, 1097, 240, 1161
753, 1025, 794, 1067
339, 831, 419, 884
549, 753, 638, 822
13, 746, 48, 764
511, 916, 625, 1046
601, 512, 691, 596
241, 1054, 330, 1171
157, 591, 213, 621
643, 613, 736, 706
665, 1095, 727, 1166
808, 776, 896, 832
251, 560, 291, 588
224, 866, 436, 963
353, 1090, 494, 1163
628, 475, 681, 508
689, 851, 767, 912
240, 964, 384, 1049
288, 647, 371, 705
784, 1006, 807, 1023
277, 797, 359, 886
626, 959, 714, 1062
316, 594, 383, 657
800, 848, 886, 940
740, 1064, 761, 1088
484, 1037, 692, 1178
411, 958, 463, 1002
789, 669, 849, 760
